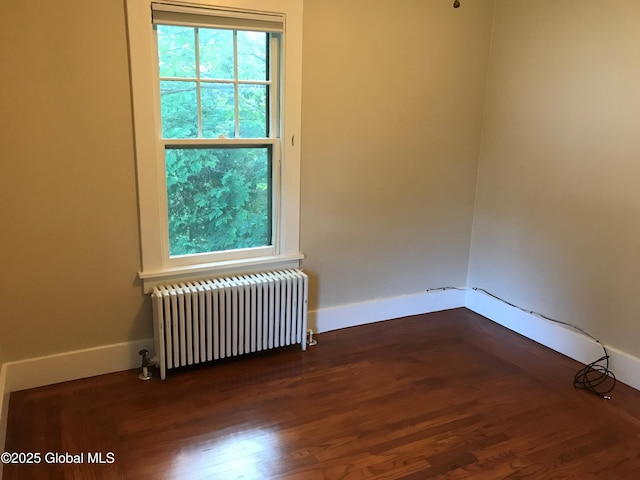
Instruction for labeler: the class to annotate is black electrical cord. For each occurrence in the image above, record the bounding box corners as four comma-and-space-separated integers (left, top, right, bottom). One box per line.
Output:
425, 286, 616, 399
573, 350, 616, 399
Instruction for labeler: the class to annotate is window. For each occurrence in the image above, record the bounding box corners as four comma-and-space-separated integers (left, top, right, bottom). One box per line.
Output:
126, 0, 303, 290
157, 23, 276, 257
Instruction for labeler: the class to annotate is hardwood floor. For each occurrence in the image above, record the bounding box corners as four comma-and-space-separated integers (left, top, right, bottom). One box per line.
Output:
4, 308, 640, 479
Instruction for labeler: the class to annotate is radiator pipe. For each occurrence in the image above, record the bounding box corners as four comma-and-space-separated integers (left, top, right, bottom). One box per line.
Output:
138, 349, 153, 381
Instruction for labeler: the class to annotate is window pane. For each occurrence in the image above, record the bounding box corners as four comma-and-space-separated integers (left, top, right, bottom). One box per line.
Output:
199, 28, 234, 80
160, 81, 198, 138
201, 83, 235, 138
239, 84, 267, 138
157, 26, 196, 78
165, 147, 272, 256
237, 31, 267, 81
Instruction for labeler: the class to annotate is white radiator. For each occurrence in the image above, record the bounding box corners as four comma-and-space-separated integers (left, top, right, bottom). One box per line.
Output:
151, 269, 308, 379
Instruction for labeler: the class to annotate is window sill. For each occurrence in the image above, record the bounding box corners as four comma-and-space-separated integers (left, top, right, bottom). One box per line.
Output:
139, 253, 305, 293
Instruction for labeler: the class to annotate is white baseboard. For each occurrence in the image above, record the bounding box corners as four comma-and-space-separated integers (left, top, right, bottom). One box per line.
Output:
465, 288, 640, 392
310, 288, 466, 333
10, 288, 637, 396
2, 338, 154, 395
1, 286, 639, 458
4, 290, 635, 392
0, 291, 465, 399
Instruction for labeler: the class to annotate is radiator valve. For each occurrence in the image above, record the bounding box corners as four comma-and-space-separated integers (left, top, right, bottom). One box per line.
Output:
138, 349, 153, 381
307, 329, 317, 346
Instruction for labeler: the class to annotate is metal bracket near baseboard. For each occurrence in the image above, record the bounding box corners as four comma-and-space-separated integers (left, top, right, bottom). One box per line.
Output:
307, 329, 318, 346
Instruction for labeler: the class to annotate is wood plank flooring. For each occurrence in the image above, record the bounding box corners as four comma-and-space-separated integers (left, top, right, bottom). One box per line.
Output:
4, 308, 640, 479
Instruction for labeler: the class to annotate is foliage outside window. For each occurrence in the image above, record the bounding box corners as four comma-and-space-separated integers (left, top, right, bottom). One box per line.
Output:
157, 25, 276, 257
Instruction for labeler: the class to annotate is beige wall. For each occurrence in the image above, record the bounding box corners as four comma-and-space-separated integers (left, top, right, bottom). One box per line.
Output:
0, 0, 151, 361
3, 0, 638, 366
301, 0, 494, 309
0, 0, 494, 362
469, 0, 640, 358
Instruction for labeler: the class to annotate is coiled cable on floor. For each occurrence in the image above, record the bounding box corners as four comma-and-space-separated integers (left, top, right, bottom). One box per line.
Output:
470, 287, 616, 400
573, 349, 616, 400
425, 286, 616, 399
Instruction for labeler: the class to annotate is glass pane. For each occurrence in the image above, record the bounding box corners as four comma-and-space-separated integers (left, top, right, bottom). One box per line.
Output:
239, 84, 267, 138
238, 31, 267, 81
160, 81, 198, 138
201, 83, 235, 138
199, 28, 234, 80
165, 147, 272, 256
157, 26, 196, 78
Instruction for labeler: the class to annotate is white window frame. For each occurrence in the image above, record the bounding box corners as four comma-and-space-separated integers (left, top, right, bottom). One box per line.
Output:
126, 0, 303, 291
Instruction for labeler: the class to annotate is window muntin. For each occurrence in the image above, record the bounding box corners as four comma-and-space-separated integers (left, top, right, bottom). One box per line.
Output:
156, 24, 278, 257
